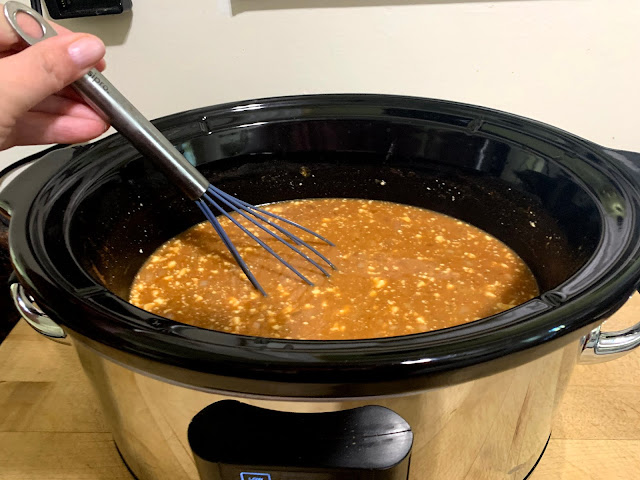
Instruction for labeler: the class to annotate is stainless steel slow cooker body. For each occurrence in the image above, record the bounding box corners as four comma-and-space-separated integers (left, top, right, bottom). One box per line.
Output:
2, 94, 640, 480
73, 334, 581, 480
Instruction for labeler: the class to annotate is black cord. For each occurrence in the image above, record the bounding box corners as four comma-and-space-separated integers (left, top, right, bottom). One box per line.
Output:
30, 0, 43, 15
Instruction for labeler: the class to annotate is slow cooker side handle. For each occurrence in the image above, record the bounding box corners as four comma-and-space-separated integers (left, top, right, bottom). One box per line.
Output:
0, 144, 79, 345
8, 279, 70, 345
580, 319, 640, 364
579, 149, 640, 363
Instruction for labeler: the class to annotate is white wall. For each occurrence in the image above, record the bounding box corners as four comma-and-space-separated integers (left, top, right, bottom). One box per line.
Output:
2, 0, 639, 169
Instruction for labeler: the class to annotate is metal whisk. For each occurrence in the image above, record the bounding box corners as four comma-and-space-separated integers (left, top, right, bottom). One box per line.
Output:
5, 2, 335, 295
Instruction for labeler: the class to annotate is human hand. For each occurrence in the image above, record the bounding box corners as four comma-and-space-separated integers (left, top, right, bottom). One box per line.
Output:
0, 5, 108, 151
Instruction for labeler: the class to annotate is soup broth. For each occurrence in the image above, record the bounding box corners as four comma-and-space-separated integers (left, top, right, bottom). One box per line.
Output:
130, 198, 539, 340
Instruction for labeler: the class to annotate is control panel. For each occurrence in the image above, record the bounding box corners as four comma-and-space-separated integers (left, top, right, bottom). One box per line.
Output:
188, 401, 413, 480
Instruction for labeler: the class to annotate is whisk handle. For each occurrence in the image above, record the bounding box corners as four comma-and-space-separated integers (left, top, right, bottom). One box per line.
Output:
3, 2, 209, 201
72, 72, 209, 200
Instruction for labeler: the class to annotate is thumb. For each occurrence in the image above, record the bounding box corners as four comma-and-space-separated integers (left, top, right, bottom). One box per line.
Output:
0, 33, 105, 118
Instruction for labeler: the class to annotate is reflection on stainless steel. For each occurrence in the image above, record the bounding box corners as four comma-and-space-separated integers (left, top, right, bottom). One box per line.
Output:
75, 339, 582, 480
9, 283, 69, 344
579, 319, 640, 364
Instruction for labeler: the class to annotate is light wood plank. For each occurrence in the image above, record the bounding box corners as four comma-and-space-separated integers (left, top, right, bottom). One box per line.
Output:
0, 432, 132, 479
0, 323, 109, 434
530, 440, 640, 479
552, 385, 640, 440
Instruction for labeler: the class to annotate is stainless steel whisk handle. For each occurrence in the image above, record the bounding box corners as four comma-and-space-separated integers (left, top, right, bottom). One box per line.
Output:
3, 2, 209, 200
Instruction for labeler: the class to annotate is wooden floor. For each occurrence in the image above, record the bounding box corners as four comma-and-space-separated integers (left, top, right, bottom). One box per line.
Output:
1, 296, 639, 479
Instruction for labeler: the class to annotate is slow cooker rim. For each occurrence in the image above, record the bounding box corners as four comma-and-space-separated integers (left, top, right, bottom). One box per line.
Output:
9, 94, 640, 386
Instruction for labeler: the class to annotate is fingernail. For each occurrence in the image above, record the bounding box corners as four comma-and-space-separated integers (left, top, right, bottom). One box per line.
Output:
68, 36, 105, 68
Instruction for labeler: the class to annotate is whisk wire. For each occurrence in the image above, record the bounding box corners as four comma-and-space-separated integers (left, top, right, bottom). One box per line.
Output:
203, 193, 316, 288
209, 186, 334, 246
208, 186, 337, 270
196, 200, 267, 296
205, 188, 331, 277
250, 206, 335, 246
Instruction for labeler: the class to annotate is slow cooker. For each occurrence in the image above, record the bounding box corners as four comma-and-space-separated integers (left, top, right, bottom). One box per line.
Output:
2, 94, 640, 480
